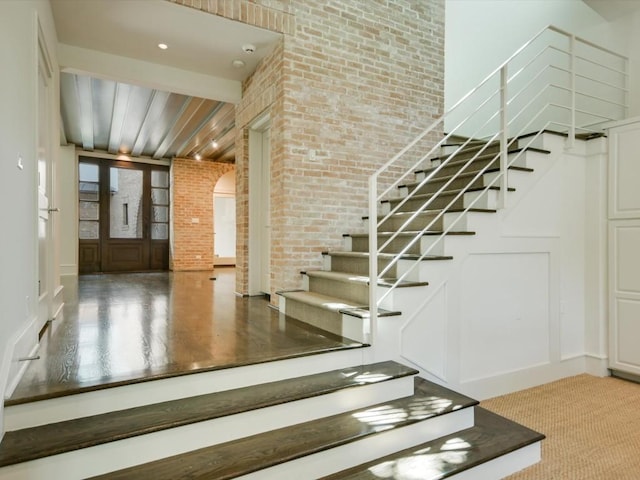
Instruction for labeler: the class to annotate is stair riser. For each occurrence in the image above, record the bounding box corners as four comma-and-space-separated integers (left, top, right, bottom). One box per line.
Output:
404, 175, 490, 197
328, 256, 397, 278
423, 157, 499, 181
350, 235, 445, 256
308, 277, 368, 305
420, 151, 529, 182
395, 189, 501, 213
236, 407, 475, 479
375, 214, 444, 232
4, 349, 366, 430
390, 194, 466, 213
0, 378, 416, 480
446, 443, 542, 480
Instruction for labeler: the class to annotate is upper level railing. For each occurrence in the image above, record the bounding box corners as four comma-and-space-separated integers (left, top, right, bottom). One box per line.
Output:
367, 25, 628, 341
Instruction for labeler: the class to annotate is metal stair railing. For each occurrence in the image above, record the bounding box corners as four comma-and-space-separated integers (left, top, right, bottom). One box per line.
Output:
367, 25, 628, 342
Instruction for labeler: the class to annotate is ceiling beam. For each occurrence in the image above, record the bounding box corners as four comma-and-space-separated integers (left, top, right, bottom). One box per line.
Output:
75, 75, 94, 151
108, 83, 131, 154
131, 90, 171, 157
153, 97, 206, 159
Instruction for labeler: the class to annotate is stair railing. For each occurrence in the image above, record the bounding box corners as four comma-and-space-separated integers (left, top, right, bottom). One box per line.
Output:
367, 25, 628, 341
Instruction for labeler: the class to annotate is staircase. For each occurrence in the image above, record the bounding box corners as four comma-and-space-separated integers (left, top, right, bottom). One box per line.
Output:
0, 350, 543, 479
278, 138, 549, 344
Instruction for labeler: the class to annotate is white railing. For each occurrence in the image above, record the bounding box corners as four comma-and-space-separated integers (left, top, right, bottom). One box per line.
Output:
367, 25, 628, 341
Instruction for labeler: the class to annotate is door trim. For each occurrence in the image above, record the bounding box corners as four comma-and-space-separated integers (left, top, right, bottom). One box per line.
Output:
248, 112, 271, 295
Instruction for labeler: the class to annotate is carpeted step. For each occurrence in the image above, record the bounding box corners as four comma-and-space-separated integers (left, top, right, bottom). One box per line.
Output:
320, 407, 545, 480
303, 270, 428, 305
277, 289, 401, 341
386, 186, 514, 213
89, 377, 478, 480
345, 230, 475, 256
403, 166, 531, 197
0, 362, 418, 469
363, 208, 496, 232
323, 250, 453, 277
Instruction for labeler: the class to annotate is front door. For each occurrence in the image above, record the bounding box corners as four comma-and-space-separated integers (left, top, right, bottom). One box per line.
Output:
78, 158, 170, 273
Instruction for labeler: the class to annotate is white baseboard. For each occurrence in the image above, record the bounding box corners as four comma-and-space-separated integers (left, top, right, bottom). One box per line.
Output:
60, 264, 77, 276
460, 356, 590, 400
3, 316, 39, 401
584, 353, 609, 377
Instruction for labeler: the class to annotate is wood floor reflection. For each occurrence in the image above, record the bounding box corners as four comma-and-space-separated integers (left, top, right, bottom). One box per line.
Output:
8, 268, 362, 405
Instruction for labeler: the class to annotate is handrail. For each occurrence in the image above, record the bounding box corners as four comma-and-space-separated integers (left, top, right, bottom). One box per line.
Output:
366, 25, 628, 343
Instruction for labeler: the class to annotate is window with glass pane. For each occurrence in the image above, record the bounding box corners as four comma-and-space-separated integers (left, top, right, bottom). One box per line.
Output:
109, 167, 143, 239
79, 163, 100, 239
151, 169, 169, 240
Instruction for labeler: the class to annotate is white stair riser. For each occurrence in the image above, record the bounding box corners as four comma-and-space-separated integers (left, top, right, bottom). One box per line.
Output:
309, 277, 368, 305
4, 348, 365, 430
237, 407, 475, 480
417, 148, 528, 182
0, 377, 416, 480
447, 443, 541, 480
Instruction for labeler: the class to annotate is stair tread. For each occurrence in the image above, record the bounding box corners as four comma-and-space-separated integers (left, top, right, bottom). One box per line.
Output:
303, 270, 429, 288
363, 208, 496, 221
323, 251, 453, 261
345, 230, 475, 238
0, 361, 417, 468
320, 407, 545, 479
89, 377, 478, 480
277, 290, 401, 317
420, 146, 550, 171
404, 166, 533, 191
387, 185, 515, 203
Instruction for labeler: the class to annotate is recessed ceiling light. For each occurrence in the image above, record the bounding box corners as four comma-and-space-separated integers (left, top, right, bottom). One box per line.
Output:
158, 43, 168, 50
232, 59, 245, 69
211, 140, 219, 149
195, 153, 202, 161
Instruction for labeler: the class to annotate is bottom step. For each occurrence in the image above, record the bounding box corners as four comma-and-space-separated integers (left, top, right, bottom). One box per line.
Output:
321, 407, 544, 479
90, 378, 477, 479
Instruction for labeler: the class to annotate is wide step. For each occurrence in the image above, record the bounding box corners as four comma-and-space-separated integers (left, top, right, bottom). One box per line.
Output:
90, 377, 478, 479
0, 361, 416, 470
321, 407, 545, 479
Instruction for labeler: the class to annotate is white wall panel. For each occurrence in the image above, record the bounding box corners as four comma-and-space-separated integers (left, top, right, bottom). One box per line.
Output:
459, 253, 550, 383
609, 125, 640, 218
400, 284, 448, 382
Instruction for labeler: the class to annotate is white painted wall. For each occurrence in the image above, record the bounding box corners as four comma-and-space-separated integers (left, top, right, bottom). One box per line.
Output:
0, 0, 59, 438
59, 145, 77, 276
444, 0, 628, 134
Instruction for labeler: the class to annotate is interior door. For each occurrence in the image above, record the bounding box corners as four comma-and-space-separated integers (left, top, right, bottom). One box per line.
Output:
78, 158, 169, 273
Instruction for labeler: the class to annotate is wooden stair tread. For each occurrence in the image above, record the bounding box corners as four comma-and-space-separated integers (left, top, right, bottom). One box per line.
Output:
345, 230, 476, 238
404, 166, 533, 191
0, 361, 416, 468
277, 290, 401, 317
89, 378, 478, 480
386, 185, 515, 204
419, 146, 550, 171
303, 270, 429, 289
323, 251, 453, 261
320, 407, 545, 479
362, 208, 496, 221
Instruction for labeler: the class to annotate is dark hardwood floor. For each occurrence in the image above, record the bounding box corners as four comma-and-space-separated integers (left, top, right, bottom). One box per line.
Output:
7, 268, 363, 405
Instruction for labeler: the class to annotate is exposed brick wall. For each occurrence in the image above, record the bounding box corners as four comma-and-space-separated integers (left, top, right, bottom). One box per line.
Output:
171, 158, 235, 271
171, 0, 445, 299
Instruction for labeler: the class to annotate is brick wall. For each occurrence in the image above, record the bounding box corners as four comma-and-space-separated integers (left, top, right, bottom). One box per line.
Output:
171, 158, 235, 271
171, 0, 445, 298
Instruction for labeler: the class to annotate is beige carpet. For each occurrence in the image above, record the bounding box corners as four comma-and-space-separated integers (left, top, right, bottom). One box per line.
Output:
481, 374, 640, 479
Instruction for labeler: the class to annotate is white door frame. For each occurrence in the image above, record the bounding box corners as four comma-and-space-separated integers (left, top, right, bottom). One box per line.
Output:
36, 21, 55, 334
248, 112, 271, 296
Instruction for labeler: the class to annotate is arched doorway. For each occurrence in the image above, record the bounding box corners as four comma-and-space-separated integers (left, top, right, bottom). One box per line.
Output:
213, 170, 236, 266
